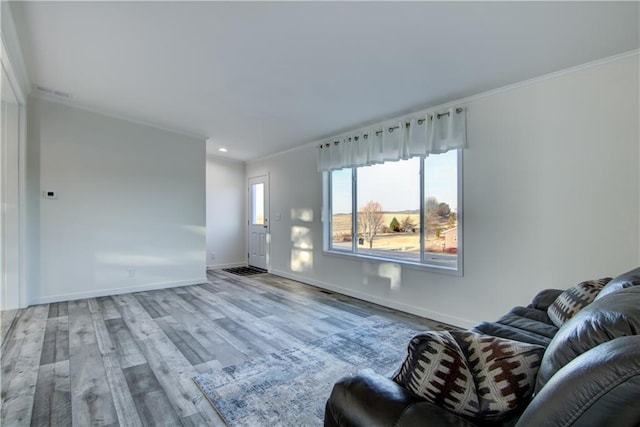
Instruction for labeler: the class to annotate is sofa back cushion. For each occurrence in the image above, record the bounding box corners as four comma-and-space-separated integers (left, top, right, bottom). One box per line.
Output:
536, 287, 640, 392
518, 336, 640, 427
595, 266, 640, 300
546, 278, 611, 328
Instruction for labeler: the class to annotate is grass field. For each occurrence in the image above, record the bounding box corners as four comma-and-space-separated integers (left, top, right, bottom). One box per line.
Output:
331, 212, 454, 253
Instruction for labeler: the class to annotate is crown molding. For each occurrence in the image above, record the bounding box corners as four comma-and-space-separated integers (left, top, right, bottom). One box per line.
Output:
443, 48, 639, 111
249, 48, 640, 165
3, 1, 205, 142
31, 92, 207, 142
246, 138, 315, 165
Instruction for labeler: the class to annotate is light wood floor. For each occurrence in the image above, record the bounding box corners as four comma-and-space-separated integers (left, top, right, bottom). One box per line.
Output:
1, 271, 444, 426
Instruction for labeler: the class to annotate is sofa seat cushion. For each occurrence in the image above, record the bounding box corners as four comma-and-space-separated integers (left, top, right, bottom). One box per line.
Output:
393, 331, 545, 420
471, 322, 552, 347
536, 286, 640, 392
547, 277, 611, 327
495, 312, 558, 339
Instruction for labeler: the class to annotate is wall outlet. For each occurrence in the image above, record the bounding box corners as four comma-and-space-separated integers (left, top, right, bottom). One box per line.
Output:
210, 252, 216, 260
127, 267, 136, 278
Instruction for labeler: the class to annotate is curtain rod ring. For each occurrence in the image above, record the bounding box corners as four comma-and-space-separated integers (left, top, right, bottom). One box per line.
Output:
417, 119, 425, 125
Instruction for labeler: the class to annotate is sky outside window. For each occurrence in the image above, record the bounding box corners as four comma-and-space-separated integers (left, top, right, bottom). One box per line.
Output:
332, 152, 457, 213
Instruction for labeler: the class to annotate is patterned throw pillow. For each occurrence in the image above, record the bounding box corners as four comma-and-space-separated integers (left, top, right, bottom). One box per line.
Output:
547, 278, 611, 328
393, 331, 545, 420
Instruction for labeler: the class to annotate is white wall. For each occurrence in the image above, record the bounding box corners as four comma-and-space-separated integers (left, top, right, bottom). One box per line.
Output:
247, 54, 640, 328
28, 97, 206, 304
206, 144, 246, 269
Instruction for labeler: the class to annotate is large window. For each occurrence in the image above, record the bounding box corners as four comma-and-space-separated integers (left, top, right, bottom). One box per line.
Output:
326, 150, 461, 273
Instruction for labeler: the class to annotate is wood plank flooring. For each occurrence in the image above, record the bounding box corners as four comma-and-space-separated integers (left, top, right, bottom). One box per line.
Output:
1, 271, 446, 426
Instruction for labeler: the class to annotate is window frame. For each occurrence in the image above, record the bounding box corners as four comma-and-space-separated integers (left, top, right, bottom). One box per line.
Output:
323, 149, 463, 276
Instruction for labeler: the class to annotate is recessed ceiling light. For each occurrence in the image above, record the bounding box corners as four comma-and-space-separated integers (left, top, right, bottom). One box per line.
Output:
218, 148, 228, 152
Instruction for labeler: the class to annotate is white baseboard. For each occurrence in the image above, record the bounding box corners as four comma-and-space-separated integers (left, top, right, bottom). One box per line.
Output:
270, 268, 475, 329
29, 277, 208, 305
206, 262, 247, 270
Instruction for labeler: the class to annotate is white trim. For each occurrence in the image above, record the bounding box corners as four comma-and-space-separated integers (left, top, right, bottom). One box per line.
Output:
323, 245, 461, 276
17, 103, 27, 308
246, 138, 312, 165
206, 262, 246, 270
248, 49, 640, 164
30, 92, 207, 142
270, 268, 475, 329
1, 2, 30, 100
1, 1, 29, 309
323, 150, 463, 276
29, 277, 208, 305
451, 49, 639, 110
1, 41, 26, 103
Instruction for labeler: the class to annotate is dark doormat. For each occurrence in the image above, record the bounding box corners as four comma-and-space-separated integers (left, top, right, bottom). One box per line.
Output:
222, 266, 267, 276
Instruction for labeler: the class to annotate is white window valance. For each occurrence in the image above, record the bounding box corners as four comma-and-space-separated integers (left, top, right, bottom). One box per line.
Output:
317, 106, 467, 172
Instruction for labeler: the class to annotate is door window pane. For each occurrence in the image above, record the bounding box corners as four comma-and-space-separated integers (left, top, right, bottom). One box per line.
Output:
251, 183, 264, 225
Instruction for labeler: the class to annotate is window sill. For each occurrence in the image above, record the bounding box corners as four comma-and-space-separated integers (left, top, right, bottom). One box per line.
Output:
322, 248, 463, 276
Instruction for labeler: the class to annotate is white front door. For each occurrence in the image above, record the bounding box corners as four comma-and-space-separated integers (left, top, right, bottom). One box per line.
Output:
248, 175, 269, 270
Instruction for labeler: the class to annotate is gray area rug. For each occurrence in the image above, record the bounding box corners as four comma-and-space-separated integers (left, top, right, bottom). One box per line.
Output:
193, 317, 431, 426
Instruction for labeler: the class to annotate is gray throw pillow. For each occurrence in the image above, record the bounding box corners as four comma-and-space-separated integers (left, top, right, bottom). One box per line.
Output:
547, 278, 611, 328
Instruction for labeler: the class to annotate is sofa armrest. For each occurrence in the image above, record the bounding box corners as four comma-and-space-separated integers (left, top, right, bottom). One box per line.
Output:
528, 289, 563, 311
325, 369, 476, 427
325, 369, 419, 427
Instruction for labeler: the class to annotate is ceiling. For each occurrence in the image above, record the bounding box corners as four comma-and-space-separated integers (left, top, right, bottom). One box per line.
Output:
9, 1, 639, 161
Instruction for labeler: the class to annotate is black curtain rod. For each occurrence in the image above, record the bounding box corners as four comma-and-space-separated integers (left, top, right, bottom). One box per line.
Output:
321, 107, 463, 147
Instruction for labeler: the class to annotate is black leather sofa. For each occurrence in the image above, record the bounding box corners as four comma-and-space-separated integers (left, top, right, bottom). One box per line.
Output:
325, 267, 640, 427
